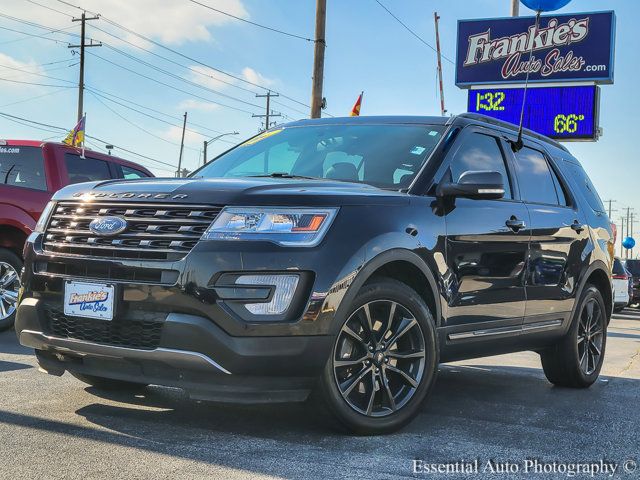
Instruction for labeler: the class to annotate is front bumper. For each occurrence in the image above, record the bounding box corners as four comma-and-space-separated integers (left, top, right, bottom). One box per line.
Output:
16, 297, 332, 402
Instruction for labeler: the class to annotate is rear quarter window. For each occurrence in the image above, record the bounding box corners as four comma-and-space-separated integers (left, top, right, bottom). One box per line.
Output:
564, 160, 605, 213
0, 145, 47, 191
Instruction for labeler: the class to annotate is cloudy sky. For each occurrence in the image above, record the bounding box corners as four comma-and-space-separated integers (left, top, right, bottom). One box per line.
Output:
0, 0, 636, 230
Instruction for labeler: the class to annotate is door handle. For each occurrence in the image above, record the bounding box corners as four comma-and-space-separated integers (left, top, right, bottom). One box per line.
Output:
506, 216, 526, 233
570, 220, 585, 234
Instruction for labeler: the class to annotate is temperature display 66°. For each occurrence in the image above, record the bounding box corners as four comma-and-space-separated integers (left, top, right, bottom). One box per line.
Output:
467, 85, 599, 140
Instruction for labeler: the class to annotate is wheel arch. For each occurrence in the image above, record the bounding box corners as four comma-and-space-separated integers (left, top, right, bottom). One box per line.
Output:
0, 223, 29, 258
331, 249, 442, 335
575, 260, 613, 323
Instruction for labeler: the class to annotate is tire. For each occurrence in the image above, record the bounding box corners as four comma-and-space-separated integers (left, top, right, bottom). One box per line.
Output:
319, 278, 438, 435
70, 372, 148, 391
0, 248, 22, 332
540, 284, 608, 388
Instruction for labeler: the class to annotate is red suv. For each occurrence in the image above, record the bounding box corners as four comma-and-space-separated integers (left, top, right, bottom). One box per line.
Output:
0, 140, 153, 330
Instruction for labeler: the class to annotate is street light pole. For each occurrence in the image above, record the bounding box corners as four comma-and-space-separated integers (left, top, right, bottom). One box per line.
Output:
203, 131, 239, 165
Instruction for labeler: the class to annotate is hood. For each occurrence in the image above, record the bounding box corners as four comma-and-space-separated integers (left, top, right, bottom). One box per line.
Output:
52, 176, 410, 207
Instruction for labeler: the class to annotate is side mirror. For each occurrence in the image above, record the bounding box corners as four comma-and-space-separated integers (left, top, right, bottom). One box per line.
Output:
437, 170, 505, 200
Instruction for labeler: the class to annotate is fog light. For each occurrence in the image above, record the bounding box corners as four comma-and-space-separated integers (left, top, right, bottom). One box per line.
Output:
236, 274, 299, 315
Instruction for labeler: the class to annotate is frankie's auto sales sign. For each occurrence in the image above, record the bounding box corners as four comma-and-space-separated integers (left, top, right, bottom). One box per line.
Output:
456, 11, 615, 87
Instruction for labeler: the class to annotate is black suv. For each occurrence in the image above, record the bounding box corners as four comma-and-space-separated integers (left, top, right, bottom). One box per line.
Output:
16, 114, 613, 434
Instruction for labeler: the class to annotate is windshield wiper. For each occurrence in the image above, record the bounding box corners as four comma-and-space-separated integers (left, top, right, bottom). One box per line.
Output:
247, 172, 322, 180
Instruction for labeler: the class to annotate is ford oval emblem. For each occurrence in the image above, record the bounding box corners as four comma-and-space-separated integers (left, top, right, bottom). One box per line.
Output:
89, 216, 128, 236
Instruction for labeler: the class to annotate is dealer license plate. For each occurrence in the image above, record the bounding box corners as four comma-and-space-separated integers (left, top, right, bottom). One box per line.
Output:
63, 281, 115, 320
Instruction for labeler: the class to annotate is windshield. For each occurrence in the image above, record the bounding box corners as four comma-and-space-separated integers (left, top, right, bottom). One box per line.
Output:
194, 124, 446, 189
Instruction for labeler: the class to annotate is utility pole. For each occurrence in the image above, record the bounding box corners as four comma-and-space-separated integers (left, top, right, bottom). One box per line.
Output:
310, 0, 327, 118
621, 215, 626, 258
631, 212, 635, 259
176, 112, 187, 177
510, 0, 520, 16
605, 199, 617, 219
68, 12, 101, 123
434, 12, 446, 116
253, 91, 281, 131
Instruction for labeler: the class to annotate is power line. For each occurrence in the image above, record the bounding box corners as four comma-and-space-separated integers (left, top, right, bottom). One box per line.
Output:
0, 77, 75, 88
0, 109, 179, 170
87, 22, 312, 118
86, 51, 259, 115
54, 0, 319, 112
0, 88, 69, 108
0, 24, 73, 46
87, 90, 200, 152
100, 43, 264, 110
374, 0, 455, 65
22, 0, 74, 17
187, 0, 315, 42
0, 12, 79, 38
84, 86, 230, 138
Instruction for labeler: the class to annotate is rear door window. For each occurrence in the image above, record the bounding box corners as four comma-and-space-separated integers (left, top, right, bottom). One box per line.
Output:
65, 154, 113, 184
0, 145, 47, 191
513, 147, 563, 205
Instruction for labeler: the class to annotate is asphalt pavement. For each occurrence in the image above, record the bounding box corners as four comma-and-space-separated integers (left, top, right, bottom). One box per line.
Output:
0, 310, 639, 479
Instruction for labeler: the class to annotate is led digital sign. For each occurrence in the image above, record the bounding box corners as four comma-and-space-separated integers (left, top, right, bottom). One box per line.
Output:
467, 85, 599, 140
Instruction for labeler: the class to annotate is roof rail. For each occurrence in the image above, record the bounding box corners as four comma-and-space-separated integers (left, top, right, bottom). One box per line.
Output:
456, 112, 568, 152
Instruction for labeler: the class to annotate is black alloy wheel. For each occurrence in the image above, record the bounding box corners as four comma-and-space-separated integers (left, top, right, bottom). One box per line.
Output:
319, 279, 438, 434
577, 298, 605, 376
333, 299, 426, 417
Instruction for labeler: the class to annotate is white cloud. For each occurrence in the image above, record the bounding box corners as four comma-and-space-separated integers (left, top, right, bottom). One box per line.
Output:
178, 99, 220, 112
186, 65, 276, 92
1, 0, 249, 46
241, 67, 275, 88
164, 125, 205, 144
0, 53, 45, 89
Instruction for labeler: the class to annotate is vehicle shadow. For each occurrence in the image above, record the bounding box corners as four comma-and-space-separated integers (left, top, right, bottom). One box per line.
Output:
0, 363, 638, 479
0, 360, 32, 373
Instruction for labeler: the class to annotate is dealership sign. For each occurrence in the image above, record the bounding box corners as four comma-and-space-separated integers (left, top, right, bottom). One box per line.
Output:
456, 11, 615, 87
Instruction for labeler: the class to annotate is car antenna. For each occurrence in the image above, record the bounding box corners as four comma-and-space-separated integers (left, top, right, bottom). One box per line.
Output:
512, 10, 541, 152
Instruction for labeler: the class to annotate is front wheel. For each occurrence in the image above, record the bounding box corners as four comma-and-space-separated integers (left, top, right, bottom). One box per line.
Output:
319, 278, 438, 435
540, 284, 607, 388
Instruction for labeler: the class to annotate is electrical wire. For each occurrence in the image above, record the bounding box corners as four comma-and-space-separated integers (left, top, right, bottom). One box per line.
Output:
374, 0, 455, 65
0, 110, 180, 170
22, 0, 74, 18
0, 77, 75, 88
0, 88, 69, 108
0, 24, 73, 46
54, 0, 320, 113
86, 51, 259, 115
88, 90, 200, 152
187, 0, 314, 43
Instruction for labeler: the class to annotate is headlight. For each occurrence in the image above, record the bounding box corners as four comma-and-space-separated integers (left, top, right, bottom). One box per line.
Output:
202, 207, 338, 247
34, 201, 56, 233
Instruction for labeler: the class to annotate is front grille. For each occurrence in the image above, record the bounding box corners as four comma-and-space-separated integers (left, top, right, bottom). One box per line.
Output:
45, 308, 163, 350
43, 201, 222, 260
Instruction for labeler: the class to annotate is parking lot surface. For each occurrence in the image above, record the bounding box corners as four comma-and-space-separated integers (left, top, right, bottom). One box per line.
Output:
0, 310, 639, 479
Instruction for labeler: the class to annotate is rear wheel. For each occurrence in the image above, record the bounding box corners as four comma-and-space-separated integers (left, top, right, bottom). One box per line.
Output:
540, 284, 607, 388
0, 249, 22, 332
70, 372, 148, 391
319, 279, 438, 434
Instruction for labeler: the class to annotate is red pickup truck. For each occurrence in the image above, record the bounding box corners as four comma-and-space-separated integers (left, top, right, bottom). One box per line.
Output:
0, 140, 154, 330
